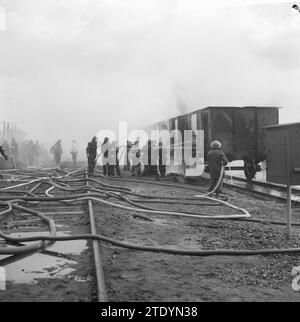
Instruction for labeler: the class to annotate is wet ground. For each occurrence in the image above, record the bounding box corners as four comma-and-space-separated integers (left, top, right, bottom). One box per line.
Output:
0, 232, 87, 283
0, 194, 96, 302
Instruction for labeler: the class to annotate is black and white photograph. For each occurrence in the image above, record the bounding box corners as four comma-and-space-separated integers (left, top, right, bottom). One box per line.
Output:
1, 0, 300, 306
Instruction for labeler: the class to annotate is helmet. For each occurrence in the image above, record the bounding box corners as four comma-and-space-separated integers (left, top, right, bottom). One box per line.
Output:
210, 140, 222, 149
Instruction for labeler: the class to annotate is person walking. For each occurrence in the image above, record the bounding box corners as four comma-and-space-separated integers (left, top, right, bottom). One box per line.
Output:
50, 140, 63, 166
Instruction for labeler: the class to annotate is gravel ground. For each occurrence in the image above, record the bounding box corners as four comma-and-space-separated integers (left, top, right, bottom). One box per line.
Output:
1, 174, 300, 301
92, 175, 300, 301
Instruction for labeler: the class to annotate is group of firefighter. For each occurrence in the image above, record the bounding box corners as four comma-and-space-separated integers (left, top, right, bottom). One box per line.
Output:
0, 136, 228, 197
85, 136, 228, 196
0, 138, 46, 167
49, 139, 79, 167
86, 137, 168, 179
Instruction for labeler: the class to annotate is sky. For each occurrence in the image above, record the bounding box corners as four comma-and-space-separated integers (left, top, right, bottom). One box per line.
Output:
0, 0, 300, 153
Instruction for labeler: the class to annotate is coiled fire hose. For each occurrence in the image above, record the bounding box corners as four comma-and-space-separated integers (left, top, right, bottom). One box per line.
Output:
0, 166, 300, 256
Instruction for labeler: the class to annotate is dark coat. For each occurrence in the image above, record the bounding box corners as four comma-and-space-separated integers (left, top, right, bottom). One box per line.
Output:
0, 146, 7, 160
207, 148, 228, 178
86, 141, 97, 156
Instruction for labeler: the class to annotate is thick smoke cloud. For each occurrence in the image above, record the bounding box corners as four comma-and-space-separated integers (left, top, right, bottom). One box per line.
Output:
0, 0, 299, 156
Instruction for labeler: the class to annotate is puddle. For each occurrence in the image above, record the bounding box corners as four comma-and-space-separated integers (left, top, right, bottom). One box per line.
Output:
152, 218, 169, 226
0, 231, 88, 285
8, 231, 87, 255
0, 253, 76, 284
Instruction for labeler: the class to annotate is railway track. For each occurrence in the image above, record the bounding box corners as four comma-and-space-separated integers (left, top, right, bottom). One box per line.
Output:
224, 175, 300, 204
2, 166, 300, 302
0, 167, 107, 302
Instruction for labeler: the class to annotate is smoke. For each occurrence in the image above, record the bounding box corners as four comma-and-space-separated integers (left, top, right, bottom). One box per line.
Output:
0, 0, 299, 158
174, 83, 189, 115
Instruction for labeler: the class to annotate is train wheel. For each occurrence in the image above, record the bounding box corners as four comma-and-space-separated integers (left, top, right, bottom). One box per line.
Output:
244, 159, 256, 182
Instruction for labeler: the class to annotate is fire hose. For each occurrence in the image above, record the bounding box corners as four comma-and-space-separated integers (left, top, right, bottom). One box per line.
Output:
0, 166, 300, 256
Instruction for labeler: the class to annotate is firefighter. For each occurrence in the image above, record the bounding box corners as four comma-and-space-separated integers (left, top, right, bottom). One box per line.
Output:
158, 140, 167, 178
86, 136, 98, 177
70, 140, 79, 167
0, 145, 8, 161
101, 137, 109, 176
142, 140, 158, 177
130, 139, 141, 176
115, 143, 121, 176
107, 141, 115, 176
50, 140, 63, 166
207, 140, 228, 196
109, 140, 120, 176
124, 140, 132, 171
2, 140, 10, 158
11, 138, 19, 163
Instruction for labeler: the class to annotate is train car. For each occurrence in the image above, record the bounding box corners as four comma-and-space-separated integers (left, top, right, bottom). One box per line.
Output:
234, 106, 279, 179
264, 122, 300, 185
148, 106, 279, 180
197, 106, 238, 162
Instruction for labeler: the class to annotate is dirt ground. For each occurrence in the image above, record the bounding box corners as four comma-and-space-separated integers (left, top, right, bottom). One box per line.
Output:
1, 175, 300, 301
92, 176, 300, 302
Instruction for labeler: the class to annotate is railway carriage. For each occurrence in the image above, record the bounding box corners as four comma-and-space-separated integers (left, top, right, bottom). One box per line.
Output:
148, 106, 279, 180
